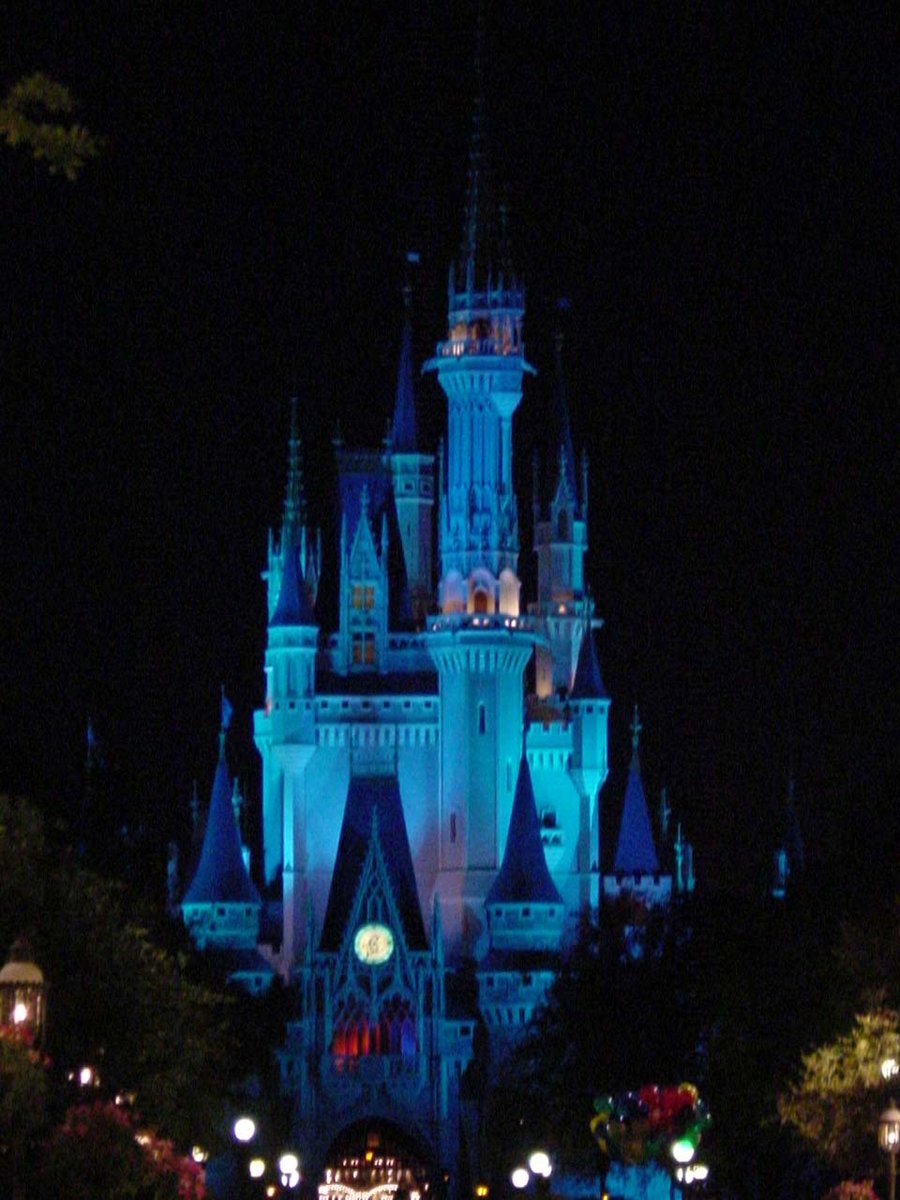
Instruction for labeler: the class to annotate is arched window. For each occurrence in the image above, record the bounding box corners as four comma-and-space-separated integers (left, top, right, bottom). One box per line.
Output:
472, 587, 489, 613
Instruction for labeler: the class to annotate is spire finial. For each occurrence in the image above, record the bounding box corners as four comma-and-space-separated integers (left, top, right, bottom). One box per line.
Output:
219, 686, 233, 761
460, 2, 487, 281
190, 779, 200, 832
283, 397, 306, 535
630, 703, 642, 756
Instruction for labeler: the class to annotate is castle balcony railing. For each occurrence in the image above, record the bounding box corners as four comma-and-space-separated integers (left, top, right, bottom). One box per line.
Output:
427, 612, 539, 636
434, 334, 525, 359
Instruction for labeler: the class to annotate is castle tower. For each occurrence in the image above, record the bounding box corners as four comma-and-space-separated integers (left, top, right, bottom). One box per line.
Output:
603, 706, 672, 914
389, 268, 434, 626
254, 408, 321, 970
478, 748, 564, 1041
424, 91, 537, 952
183, 694, 272, 992
530, 323, 591, 697
568, 623, 611, 898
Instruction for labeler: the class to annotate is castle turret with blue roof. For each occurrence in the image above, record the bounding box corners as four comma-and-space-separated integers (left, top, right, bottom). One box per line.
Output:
182, 693, 273, 992
603, 706, 672, 912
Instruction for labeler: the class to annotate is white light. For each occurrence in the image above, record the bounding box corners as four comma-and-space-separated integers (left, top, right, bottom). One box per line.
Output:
671, 1139, 695, 1164
692, 1164, 709, 1181
191, 1146, 208, 1164
12, 1002, 28, 1024
249, 1157, 266, 1179
883, 1058, 900, 1080
279, 1153, 300, 1175
528, 1152, 551, 1178
233, 1116, 257, 1143
79, 1066, 94, 1087
282, 1169, 301, 1189
511, 1168, 530, 1190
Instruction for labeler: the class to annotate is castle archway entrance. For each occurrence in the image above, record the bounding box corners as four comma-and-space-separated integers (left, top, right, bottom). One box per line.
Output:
317, 1119, 441, 1200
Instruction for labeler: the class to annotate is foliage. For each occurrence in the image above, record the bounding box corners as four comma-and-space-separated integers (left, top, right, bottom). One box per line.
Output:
778, 1007, 900, 1176
485, 902, 704, 1176
0, 795, 239, 1149
486, 885, 860, 1198
0, 72, 101, 179
822, 1182, 878, 1200
0, 1025, 49, 1170
38, 1101, 205, 1200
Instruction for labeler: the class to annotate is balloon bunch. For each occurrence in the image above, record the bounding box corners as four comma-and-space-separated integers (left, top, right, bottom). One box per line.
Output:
589, 1084, 710, 1167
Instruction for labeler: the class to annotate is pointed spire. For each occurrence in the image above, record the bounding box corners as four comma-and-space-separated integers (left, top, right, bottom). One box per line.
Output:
487, 750, 563, 906
190, 779, 200, 836
460, 4, 487, 282
231, 778, 243, 830
570, 623, 608, 700
282, 397, 306, 538
630, 704, 643, 765
182, 701, 260, 906
551, 307, 577, 502
271, 534, 316, 627
391, 260, 418, 453
613, 706, 659, 875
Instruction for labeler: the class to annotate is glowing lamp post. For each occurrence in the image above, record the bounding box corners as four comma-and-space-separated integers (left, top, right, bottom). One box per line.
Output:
879, 1100, 900, 1200
511, 1151, 552, 1198
0, 938, 47, 1043
233, 1116, 258, 1144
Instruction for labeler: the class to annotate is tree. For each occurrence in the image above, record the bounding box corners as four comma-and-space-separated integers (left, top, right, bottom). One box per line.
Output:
0, 794, 239, 1149
778, 1006, 900, 1178
38, 1101, 205, 1200
0, 72, 101, 179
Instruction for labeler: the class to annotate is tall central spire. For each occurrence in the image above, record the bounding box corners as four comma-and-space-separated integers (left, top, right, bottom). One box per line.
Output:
424, 16, 534, 617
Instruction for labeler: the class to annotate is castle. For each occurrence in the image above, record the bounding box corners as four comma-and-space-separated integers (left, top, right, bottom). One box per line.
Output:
179, 114, 698, 1187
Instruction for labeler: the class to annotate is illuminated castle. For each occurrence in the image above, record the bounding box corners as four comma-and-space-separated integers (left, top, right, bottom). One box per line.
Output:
180, 103, 696, 1187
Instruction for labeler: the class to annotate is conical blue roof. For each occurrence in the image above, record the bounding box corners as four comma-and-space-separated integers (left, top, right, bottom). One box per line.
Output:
391, 313, 417, 453
320, 774, 427, 952
613, 750, 660, 874
570, 626, 608, 700
183, 741, 260, 905
487, 753, 563, 906
271, 539, 316, 627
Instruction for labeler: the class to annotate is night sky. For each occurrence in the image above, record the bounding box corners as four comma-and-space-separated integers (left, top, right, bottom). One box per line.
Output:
2, 2, 895, 892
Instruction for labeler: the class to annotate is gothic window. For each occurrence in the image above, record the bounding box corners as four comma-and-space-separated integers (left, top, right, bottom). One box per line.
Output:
331, 993, 416, 1059
352, 584, 375, 610
450, 813, 457, 843
472, 587, 489, 613
478, 703, 486, 735
558, 511, 569, 539
352, 632, 376, 665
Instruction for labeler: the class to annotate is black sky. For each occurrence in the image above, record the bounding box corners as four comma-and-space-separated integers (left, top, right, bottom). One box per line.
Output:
1, 2, 896, 890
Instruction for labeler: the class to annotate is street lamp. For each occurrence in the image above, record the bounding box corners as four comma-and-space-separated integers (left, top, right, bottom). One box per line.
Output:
879, 1100, 900, 1200
233, 1116, 258, 1144
0, 938, 47, 1043
511, 1151, 552, 1197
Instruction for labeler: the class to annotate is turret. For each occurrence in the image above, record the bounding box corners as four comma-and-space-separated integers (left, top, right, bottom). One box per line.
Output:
389, 264, 434, 625
484, 748, 565, 953
182, 692, 262, 957
424, 85, 534, 617
568, 622, 611, 887
477, 746, 564, 1038
254, 405, 321, 969
264, 398, 321, 621
530, 314, 591, 696
603, 706, 672, 912
425, 81, 537, 953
